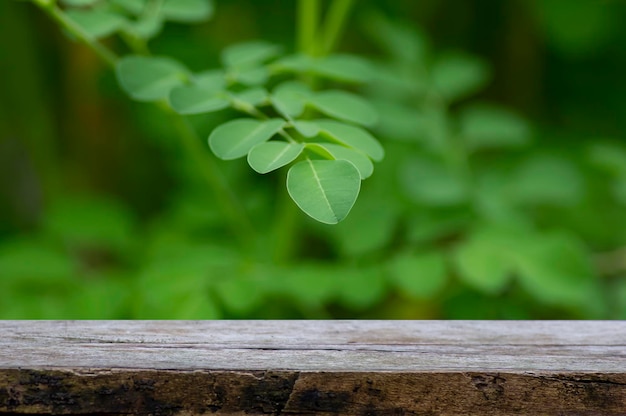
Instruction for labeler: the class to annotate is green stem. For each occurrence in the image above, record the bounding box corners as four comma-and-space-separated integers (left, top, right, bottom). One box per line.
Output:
319, 0, 355, 56
34, 1, 256, 249
36, 2, 117, 67
297, 0, 320, 56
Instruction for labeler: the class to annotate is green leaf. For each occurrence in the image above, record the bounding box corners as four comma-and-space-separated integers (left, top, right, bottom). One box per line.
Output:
233, 87, 268, 107
61, 0, 99, 6
233, 67, 269, 86
459, 103, 531, 150
209, 118, 285, 160
116, 55, 188, 102
400, 157, 468, 206
161, 0, 214, 23
194, 69, 227, 90
453, 227, 517, 294
514, 231, 601, 309
312, 54, 375, 83
272, 54, 374, 83
169, 85, 229, 115
221, 40, 281, 68
287, 159, 361, 224
125, 13, 163, 40
388, 251, 448, 299
247, 141, 304, 174
431, 52, 489, 102
271, 81, 311, 118
306, 143, 374, 179
292, 120, 320, 137
510, 154, 583, 206
315, 119, 384, 162
362, 12, 429, 65
65, 9, 126, 39
308, 90, 378, 127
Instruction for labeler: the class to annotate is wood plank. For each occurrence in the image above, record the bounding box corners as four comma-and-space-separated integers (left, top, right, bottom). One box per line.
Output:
1, 321, 625, 415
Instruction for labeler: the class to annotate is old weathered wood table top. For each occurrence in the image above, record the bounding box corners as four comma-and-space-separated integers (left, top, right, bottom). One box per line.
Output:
1, 321, 625, 415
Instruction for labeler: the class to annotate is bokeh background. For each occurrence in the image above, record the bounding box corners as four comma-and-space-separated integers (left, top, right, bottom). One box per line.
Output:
1, 0, 626, 319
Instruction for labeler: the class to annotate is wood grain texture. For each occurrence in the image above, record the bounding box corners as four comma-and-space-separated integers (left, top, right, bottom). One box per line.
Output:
1, 321, 625, 415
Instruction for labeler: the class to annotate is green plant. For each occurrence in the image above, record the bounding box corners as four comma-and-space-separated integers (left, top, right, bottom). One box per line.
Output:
2, 0, 625, 320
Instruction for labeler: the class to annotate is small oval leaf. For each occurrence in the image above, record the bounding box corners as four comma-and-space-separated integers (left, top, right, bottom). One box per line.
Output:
161, 0, 214, 23
116, 56, 188, 102
271, 81, 312, 118
309, 90, 378, 126
65, 9, 126, 39
315, 120, 385, 161
247, 141, 304, 174
221, 40, 281, 68
287, 159, 361, 224
169, 85, 229, 115
209, 118, 286, 160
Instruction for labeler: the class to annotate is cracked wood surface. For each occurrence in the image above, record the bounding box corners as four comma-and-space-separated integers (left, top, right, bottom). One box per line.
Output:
1, 320, 625, 415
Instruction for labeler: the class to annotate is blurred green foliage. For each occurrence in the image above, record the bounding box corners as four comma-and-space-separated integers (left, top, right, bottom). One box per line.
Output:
1, 0, 626, 319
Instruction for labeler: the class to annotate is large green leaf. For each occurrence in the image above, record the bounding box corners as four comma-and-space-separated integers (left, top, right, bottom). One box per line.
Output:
65, 9, 126, 39
247, 141, 304, 174
221, 40, 281, 68
116, 55, 188, 101
459, 103, 531, 151
306, 143, 374, 179
315, 120, 384, 161
209, 118, 285, 160
169, 85, 229, 115
308, 90, 378, 127
287, 159, 361, 224
388, 250, 448, 299
431, 52, 489, 102
161, 0, 214, 23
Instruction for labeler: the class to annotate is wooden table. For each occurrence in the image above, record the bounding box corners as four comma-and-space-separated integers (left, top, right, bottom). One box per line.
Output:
1, 321, 625, 415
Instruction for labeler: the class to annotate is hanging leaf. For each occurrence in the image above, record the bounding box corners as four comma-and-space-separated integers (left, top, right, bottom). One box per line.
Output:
271, 81, 311, 118
161, 0, 214, 23
169, 85, 229, 115
247, 141, 304, 174
306, 143, 374, 179
315, 120, 384, 161
65, 9, 126, 39
209, 118, 285, 160
221, 40, 281, 69
116, 55, 188, 102
308, 90, 378, 127
287, 159, 361, 224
